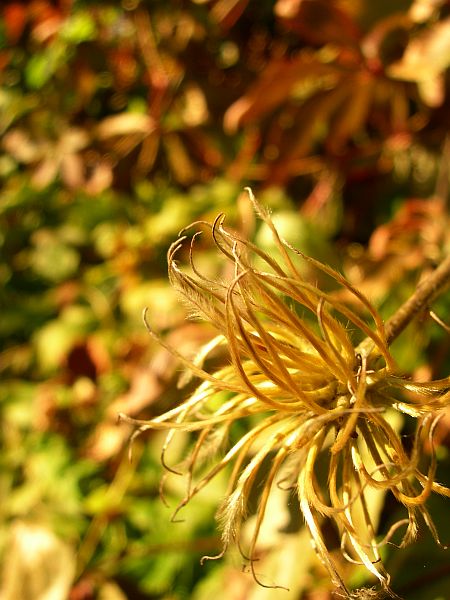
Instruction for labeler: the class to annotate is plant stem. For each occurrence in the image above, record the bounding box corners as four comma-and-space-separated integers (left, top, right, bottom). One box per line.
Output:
384, 254, 450, 345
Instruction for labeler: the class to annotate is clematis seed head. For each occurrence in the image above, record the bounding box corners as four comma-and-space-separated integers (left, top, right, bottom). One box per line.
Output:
121, 189, 450, 598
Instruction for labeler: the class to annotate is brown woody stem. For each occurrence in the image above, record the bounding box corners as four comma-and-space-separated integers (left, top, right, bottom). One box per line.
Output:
384, 255, 450, 345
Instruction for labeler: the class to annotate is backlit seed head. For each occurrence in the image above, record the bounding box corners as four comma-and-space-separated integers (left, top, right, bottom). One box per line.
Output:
120, 189, 450, 598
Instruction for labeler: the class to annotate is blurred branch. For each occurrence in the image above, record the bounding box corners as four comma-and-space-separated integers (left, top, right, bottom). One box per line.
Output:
430, 310, 450, 333
384, 255, 450, 344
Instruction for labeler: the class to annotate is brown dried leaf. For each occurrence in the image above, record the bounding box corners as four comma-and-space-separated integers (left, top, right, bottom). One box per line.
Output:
84, 161, 113, 195
409, 0, 447, 23
211, 0, 251, 30
368, 198, 445, 260
182, 128, 223, 169
136, 134, 160, 172
2, 129, 41, 163
96, 113, 155, 139
387, 17, 450, 99
417, 75, 445, 107
61, 153, 85, 189
265, 84, 350, 182
275, 0, 361, 47
327, 72, 374, 152
60, 128, 89, 152
162, 132, 197, 185
31, 156, 59, 188
224, 52, 336, 133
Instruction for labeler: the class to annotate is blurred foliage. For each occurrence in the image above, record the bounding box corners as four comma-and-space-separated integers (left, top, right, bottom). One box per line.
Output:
0, 0, 449, 599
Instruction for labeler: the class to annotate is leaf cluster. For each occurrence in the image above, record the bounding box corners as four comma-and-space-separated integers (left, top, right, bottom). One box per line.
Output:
0, 1, 450, 599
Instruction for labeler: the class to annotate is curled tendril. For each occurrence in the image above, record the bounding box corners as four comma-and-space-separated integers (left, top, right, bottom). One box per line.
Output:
120, 191, 450, 598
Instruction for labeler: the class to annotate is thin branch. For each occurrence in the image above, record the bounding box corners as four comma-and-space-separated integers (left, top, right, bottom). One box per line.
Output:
384, 255, 450, 345
429, 310, 450, 334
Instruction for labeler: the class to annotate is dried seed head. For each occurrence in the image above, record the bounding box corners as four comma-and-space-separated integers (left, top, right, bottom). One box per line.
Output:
121, 190, 450, 597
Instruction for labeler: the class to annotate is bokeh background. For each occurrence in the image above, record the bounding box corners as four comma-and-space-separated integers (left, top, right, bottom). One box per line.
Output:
1, 1, 450, 599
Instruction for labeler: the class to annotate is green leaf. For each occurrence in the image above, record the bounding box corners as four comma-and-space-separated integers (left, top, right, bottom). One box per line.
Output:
30, 239, 80, 282
61, 12, 97, 44
24, 44, 66, 89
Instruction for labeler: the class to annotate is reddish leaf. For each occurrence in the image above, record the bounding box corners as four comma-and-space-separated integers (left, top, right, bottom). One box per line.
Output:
264, 84, 351, 183
327, 71, 375, 153
211, 0, 251, 30
3, 3, 28, 43
387, 17, 450, 106
275, 0, 361, 47
224, 52, 336, 133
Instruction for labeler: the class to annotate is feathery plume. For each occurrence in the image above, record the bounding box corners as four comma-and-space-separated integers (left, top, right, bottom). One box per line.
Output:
120, 189, 450, 597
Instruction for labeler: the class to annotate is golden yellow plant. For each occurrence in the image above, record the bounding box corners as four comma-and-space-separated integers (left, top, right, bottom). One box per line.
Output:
120, 190, 450, 598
